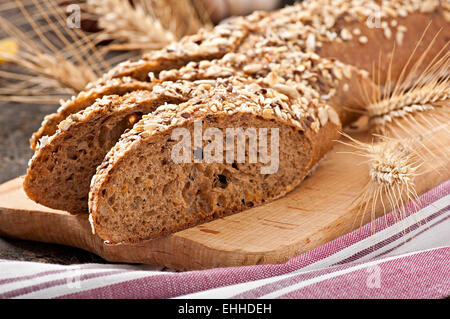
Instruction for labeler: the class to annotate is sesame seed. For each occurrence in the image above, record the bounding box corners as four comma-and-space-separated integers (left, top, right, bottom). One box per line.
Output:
340, 28, 353, 41
383, 27, 392, 39
358, 36, 368, 44
306, 34, 316, 52
343, 83, 349, 92
396, 30, 404, 45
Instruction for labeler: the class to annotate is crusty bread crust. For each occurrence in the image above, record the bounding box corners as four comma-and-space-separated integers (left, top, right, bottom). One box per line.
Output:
30, 78, 154, 150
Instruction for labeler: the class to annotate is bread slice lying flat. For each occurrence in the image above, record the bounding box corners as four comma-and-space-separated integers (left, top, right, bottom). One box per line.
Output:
89, 77, 341, 243
24, 83, 207, 213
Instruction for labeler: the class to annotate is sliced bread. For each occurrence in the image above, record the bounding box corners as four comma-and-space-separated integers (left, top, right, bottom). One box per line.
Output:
89, 77, 341, 243
25, 49, 375, 214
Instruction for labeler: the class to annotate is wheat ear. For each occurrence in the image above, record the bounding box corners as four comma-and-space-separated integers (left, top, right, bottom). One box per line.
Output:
366, 36, 450, 140
340, 122, 449, 231
86, 0, 176, 51
142, 0, 212, 40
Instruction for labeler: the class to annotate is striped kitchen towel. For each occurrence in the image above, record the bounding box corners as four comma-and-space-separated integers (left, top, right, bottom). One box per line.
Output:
0, 180, 449, 299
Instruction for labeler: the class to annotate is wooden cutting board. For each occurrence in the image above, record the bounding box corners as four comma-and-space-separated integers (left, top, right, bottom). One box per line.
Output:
0, 127, 448, 270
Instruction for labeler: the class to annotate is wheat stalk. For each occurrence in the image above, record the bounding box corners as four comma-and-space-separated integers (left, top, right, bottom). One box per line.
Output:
144, 0, 212, 39
0, 17, 93, 102
0, 0, 210, 103
367, 53, 449, 138
339, 29, 450, 231
363, 27, 450, 139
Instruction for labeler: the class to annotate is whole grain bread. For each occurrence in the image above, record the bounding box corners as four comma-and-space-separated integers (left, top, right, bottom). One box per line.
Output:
89, 77, 341, 243
86, 0, 450, 242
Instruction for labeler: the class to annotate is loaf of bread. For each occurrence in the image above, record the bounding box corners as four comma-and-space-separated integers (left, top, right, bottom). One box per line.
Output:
23, 0, 449, 243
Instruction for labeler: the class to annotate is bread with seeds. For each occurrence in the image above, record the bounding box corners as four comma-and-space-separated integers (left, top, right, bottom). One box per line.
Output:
159, 51, 376, 126
259, 0, 449, 86
29, 1, 449, 151
89, 78, 341, 243
107, 0, 449, 88
85, 0, 450, 243
23, 0, 450, 237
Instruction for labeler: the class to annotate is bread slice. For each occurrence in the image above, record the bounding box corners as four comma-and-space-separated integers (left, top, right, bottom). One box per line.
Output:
89, 77, 341, 243
24, 83, 207, 213
30, 77, 154, 150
